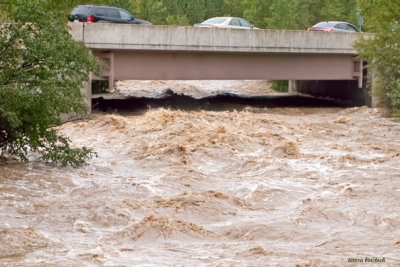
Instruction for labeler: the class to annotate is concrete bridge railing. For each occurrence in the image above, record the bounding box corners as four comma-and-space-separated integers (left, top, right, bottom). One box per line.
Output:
69, 22, 362, 55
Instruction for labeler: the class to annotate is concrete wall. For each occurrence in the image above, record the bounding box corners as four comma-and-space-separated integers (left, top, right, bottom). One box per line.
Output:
289, 79, 371, 106
69, 22, 366, 55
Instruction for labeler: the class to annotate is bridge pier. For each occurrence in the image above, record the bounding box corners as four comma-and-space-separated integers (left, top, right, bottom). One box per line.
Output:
288, 80, 298, 95
84, 73, 92, 114
92, 51, 114, 91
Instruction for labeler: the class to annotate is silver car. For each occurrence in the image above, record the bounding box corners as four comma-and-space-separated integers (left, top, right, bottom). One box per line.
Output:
307, 21, 359, 32
194, 17, 258, 29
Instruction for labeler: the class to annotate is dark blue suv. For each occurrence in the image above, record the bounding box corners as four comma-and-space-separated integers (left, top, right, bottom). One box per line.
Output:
68, 5, 152, 25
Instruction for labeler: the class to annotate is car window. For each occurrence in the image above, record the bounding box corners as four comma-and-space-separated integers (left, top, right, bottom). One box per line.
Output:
203, 18, 227, 24
334, 23, 346, 30
229, 18, 241, 26
314, 22, 335, 28
106, 8, 120, 18
345, 23, 358, 32
239, 19, 252, 28
95, 8, 107, 17
119, 10, 132, 20
71, 6, 91, 15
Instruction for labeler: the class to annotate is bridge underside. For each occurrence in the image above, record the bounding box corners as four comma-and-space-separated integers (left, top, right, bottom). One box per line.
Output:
93, 49, 362, 87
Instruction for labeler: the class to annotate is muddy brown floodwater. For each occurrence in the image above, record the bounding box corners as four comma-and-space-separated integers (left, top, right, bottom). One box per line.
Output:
1, 81, 400, 266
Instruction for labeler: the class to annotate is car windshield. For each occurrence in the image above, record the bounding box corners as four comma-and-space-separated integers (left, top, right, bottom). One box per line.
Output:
119, 10, 133, 20
203, 18, 227, 24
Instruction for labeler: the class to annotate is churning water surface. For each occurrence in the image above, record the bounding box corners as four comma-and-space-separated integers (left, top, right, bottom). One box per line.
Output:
1, 81, 400, 266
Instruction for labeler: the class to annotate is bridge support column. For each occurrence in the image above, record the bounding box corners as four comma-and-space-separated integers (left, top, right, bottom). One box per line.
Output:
83, 73, 92, 115
288, 80, 299, 94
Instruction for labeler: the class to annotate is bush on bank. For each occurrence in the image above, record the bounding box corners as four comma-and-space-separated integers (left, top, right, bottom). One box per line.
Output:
356, 0, 400, 116
356, 24, 400, 116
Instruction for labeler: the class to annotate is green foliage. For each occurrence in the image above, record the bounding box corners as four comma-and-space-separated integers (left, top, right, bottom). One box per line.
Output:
265, 0, 313, 29
243, 0, 272, 29
356, 0, 400, 116
0, 9, 10, 23
159, 0, 224, 25
165, 14, 190, 26
0, 0, 100, 165
270, 81, 289, 93
357, 0, 400, 31
131, 0, 166, 25
316, 0, 357, 24
223, 0, 244, 18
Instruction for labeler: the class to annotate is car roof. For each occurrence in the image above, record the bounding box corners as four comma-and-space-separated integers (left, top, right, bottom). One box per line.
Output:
206, 17, 246, 20
203, 17, 247, 23
316, 21, 352, 25
73, 5, 119, 9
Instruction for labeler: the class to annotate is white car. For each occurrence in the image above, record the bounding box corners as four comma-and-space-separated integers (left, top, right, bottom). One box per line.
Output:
194, 17, 258, 29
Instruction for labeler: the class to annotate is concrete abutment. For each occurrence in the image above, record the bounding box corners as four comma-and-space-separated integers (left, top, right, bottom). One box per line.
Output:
289, 79, 372, 106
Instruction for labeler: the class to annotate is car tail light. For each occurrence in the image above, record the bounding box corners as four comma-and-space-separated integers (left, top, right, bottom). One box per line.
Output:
322, 28, 333, 32
87, 16, 94, 23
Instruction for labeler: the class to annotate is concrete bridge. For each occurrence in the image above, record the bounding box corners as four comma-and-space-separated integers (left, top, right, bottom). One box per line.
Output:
69, 23, 369, 105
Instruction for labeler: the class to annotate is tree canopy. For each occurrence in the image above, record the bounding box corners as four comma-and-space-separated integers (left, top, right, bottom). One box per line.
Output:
0, 0, 100, 166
